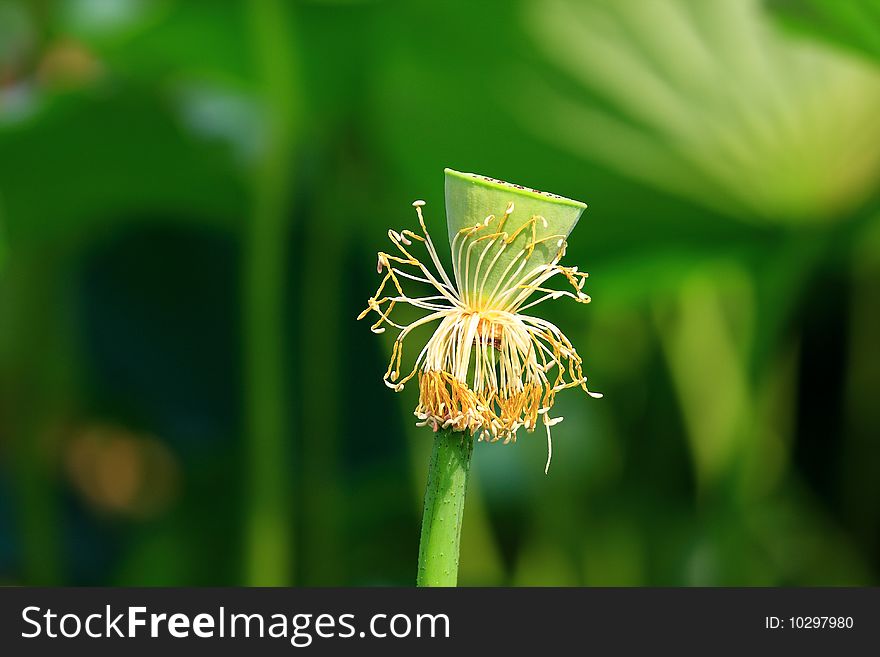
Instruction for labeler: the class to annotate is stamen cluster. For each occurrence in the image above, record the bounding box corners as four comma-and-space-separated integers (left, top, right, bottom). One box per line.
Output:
359, 200, 600, 472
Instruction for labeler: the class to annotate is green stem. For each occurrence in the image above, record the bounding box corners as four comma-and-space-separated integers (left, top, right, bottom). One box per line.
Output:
243, 0, 299, 586
3, 253, 74, 584
299, 197, 345, 585
417, 429, 474, 587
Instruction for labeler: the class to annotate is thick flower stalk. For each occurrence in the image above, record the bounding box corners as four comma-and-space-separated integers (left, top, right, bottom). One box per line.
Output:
359, 169, 601, 474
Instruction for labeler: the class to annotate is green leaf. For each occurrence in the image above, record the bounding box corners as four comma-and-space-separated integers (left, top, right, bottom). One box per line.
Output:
0, 87, 244, 250
518, 0, 880, 224
767, 0, 880, 64
59, 0, 255, 86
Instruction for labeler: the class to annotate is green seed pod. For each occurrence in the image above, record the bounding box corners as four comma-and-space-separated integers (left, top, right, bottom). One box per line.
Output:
443, 168, 587, 303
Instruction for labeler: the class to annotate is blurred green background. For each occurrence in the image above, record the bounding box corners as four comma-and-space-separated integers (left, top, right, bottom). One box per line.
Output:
1, 0, 879, 586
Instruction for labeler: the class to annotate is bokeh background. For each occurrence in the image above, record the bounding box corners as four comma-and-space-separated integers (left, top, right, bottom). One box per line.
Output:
1, 0, 879, 586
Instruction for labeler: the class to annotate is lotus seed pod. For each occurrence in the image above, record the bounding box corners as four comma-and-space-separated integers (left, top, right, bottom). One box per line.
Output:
444, 168, 587, 304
